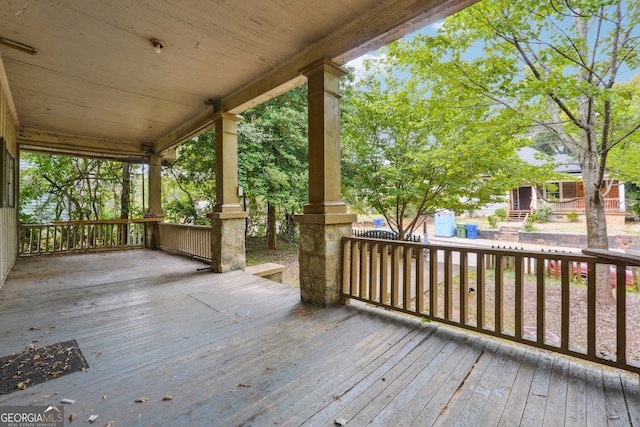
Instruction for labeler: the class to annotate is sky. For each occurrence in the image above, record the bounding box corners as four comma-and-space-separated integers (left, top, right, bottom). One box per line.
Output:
346, 7, 638, 84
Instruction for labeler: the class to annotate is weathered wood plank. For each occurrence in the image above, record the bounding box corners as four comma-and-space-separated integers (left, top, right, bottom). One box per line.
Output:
0, 250, 636, 427
519, 352, 554, 427
496, 349, 541, 427
603, 372, 632, 426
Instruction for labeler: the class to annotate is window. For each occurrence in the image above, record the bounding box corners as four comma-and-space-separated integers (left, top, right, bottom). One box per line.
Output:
546, 182, 560, 201
1, 138, 15, 208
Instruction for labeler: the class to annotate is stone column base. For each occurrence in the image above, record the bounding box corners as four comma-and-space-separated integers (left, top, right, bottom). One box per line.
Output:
298, 222, 353, 307
211, 215, 247, 273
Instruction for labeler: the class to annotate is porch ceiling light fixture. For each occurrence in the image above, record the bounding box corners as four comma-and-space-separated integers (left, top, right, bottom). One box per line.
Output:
0, 36, 36, 55
150, 38, 166, 54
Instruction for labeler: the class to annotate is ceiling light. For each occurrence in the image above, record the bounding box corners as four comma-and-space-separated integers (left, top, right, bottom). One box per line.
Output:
150, 38, 165, 54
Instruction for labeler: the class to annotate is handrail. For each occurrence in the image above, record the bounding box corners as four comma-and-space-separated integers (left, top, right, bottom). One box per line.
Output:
19, 219, 149, 256
341, 236, 639, 374
157, 223, 211, 262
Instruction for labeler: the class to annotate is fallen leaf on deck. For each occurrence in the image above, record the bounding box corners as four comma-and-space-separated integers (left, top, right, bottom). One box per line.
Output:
230, 383, 253, 392
102, 395, 107, 400
69, 413, 76, 422
163, 395, 173, 401
103, 421, 114, 427
17, 381, 28, 390
335, 417, 348, 426
42, 393, 58, 398
61, 398, 75, 404
135, 397, 148, 403
86, 414, 98, 423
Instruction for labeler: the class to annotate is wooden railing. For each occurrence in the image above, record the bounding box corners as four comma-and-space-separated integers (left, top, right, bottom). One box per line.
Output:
551, 198, 620, 212
19, 219, 157, 256
157, 223, 211, 262
341, 237, 640, 374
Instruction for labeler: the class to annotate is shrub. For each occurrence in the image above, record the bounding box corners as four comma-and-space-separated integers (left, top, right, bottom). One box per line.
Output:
494, 208, 507, 222
488, 215, 497, 228
534, 204, 553, 223
567, 211, 579, 222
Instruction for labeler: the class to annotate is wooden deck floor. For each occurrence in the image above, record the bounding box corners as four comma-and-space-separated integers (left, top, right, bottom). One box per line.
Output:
0, 250, 638, 426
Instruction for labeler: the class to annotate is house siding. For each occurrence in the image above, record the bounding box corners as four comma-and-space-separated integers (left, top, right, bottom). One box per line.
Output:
0, 72, 17, 288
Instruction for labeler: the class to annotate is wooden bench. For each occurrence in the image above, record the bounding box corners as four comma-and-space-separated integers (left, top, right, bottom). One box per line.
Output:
245, 263, 285, 283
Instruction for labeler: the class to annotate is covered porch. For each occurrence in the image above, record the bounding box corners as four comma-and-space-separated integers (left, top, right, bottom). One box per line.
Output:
0, 250, 638, 426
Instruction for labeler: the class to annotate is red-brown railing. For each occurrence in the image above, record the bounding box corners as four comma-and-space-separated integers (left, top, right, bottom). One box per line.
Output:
551, 198, 620, 212
19, 219, 159, 256
341, 237, 640, 374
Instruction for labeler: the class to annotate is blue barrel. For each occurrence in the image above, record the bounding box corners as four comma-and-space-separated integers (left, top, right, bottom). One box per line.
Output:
465, 224, 478, 239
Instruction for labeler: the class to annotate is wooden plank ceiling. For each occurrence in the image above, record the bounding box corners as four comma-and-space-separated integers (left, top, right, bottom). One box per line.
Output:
0, 0, 478, 161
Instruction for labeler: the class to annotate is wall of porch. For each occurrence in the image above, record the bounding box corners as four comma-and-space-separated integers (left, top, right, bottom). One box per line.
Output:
0, 75, 17, 287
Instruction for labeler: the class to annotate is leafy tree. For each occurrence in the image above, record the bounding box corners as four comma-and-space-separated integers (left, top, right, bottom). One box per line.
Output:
608, 73, 640, 185
238, 85, 308, 248
164, 86, 309, 248
392, 0, 639, 301
20, 153, 131, 222
164, 134, 217, 225
342, 56, 549, 240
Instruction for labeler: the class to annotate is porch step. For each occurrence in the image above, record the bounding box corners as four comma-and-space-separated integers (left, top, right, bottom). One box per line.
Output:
507, 210, 529, 222
497, 225, 521, 242
245, 263, 285, 283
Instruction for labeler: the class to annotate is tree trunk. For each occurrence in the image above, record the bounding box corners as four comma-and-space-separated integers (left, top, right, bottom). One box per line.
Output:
121, 161, 131, 219
121, 162, 131, 245
581, 151, 614, 303
267, 202, 276, 250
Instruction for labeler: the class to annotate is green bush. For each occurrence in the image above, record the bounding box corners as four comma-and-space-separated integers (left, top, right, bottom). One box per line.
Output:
534, 204, 553, 223
494, 208, 507, 222
567, 211, 579, 222
488, 215, 497, 228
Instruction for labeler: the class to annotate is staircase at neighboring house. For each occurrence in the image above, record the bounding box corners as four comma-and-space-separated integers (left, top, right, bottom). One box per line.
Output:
507, 210, 529, 222
497, 225, 521, 242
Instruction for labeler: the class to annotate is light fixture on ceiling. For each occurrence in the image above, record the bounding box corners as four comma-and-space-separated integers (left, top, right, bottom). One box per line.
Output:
150, 38, 165, 54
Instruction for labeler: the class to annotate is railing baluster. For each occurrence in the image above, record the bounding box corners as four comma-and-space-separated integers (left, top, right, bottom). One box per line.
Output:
391, 245, 400, 307
429, 248, 437, 318
359, 241, 368, 298
536, 259, 546, 347
380, 243, 389, 305
416, 247, 425, 315
403, 246, 412, 310
515, 255, 523, 339
587, 262, 596, 358
616, 264, 626, 367
444, 250, 453, 320
459, 251, 468, 325
350, 241, 358, 296
495, 255, 504, 334
561, 259, 570, 350
476, 253, 485, 330
369, 242, 379, 302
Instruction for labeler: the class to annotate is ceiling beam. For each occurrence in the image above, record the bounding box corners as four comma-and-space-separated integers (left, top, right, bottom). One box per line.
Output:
18, 127, 146, 161
153, 107, 217, 154
0, 50, 20, 128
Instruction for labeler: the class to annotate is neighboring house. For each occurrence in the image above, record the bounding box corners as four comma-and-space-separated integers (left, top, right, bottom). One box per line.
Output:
509, 147, 625, 223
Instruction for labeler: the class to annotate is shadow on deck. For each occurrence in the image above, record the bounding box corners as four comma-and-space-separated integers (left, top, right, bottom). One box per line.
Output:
0, 250, 638, 426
